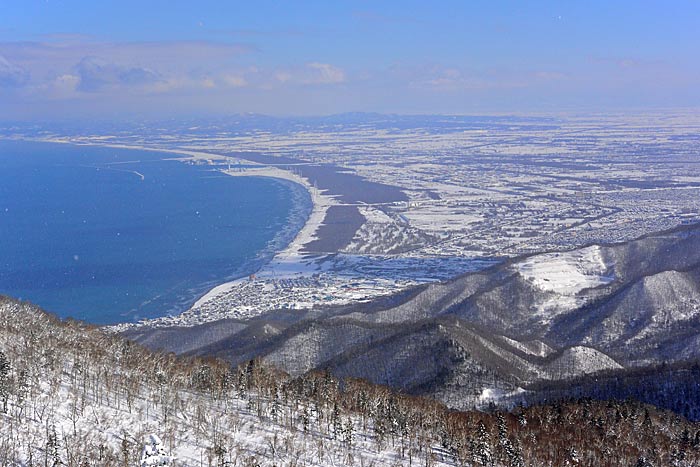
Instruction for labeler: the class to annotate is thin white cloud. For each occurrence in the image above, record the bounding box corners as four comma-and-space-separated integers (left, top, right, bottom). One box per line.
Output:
43, 74, 80, 99
274, 71, 292, 83
0, 40, 253, 84
411, 67, 499, 91
304, 62, 345, 84
201, 77, 216, 89
271, 63, 346, 86
74, 56, 161, 92
221, 74, 248, 87
0, 40, 258, 101
402, 65, 570, 91
0, 54, 29, 87
534, 71, 567, 81
0, 39, 350, 105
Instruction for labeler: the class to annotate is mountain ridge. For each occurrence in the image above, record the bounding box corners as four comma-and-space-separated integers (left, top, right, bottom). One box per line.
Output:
124, 223, 700, 413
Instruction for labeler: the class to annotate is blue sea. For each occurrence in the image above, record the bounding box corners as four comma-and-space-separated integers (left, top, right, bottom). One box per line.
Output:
0, 140, 311, 324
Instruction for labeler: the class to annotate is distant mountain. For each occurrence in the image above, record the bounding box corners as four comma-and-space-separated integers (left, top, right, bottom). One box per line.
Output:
0, 112, 561, 137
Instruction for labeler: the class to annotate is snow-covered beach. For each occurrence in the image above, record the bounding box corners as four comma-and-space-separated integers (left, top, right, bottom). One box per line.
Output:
42, 140, 336, 277
6, 137, 345, 326
35, 137, 338, 280
191, 164, 339, 308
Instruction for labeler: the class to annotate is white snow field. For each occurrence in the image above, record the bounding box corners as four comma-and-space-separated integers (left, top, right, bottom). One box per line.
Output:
515, 245, 614, 317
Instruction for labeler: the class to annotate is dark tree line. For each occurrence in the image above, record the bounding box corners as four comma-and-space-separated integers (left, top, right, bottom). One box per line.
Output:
521, 361, 700, 422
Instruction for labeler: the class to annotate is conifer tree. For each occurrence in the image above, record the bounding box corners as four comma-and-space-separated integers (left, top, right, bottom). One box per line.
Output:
0, 350, 10, 413
140, 434, 175, 466
471, 421, 493, 466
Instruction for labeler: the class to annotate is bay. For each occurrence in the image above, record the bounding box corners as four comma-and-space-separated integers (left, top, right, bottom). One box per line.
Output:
0, 140, 310, 324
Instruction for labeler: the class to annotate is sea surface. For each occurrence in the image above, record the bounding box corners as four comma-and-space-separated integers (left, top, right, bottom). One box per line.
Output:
0, 140, 311, 324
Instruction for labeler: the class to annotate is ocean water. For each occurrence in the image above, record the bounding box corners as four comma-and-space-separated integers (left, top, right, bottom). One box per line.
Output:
0, 140, 310, 324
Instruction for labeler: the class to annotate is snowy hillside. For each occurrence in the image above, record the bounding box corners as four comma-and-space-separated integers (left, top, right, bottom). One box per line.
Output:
0, 298, 456, 466
3, 297, 699, 466
515, 245, 614, 317
126, 224, 700, 415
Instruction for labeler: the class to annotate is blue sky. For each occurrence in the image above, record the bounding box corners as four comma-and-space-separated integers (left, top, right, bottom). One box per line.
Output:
0, 1, 698, 119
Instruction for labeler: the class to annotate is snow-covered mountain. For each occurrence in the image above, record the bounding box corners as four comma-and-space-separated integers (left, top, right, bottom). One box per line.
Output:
126, 224, 700, 413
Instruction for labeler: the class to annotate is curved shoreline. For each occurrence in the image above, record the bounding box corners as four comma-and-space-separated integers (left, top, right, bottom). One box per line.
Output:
81, 141, 340, 313
4, 137, 332, 324
66, 141, 339, 315
191, 165, 337, 308
5, 136, 497, 332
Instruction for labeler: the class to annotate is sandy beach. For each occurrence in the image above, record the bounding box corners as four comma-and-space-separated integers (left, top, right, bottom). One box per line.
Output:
37, 136, 231, 164
191, 165, 339, 308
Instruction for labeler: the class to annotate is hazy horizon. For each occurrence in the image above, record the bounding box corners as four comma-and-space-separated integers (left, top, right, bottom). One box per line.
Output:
1, 1, 699, 120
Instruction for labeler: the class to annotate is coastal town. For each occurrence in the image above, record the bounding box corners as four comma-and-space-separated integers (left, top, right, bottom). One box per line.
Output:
5, 112, 700, 330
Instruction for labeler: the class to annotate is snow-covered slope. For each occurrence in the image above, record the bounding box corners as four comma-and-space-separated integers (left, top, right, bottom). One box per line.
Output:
126, 224, 700, 413
515, 245, 614, 317
6, 297, 693, 467
560, 268, 700, 363
517, 246, 612, 296
0, 298, 458, 467
544, 346, 622, 380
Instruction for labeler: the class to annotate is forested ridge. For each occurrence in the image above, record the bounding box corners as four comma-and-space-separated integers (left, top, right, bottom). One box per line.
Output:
1, 296, 700, 466
519, 362, 700, 422
126, 224, 700, 416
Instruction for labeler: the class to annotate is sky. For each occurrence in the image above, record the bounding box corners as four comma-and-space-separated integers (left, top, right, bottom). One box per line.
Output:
0, 0, 698, 119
